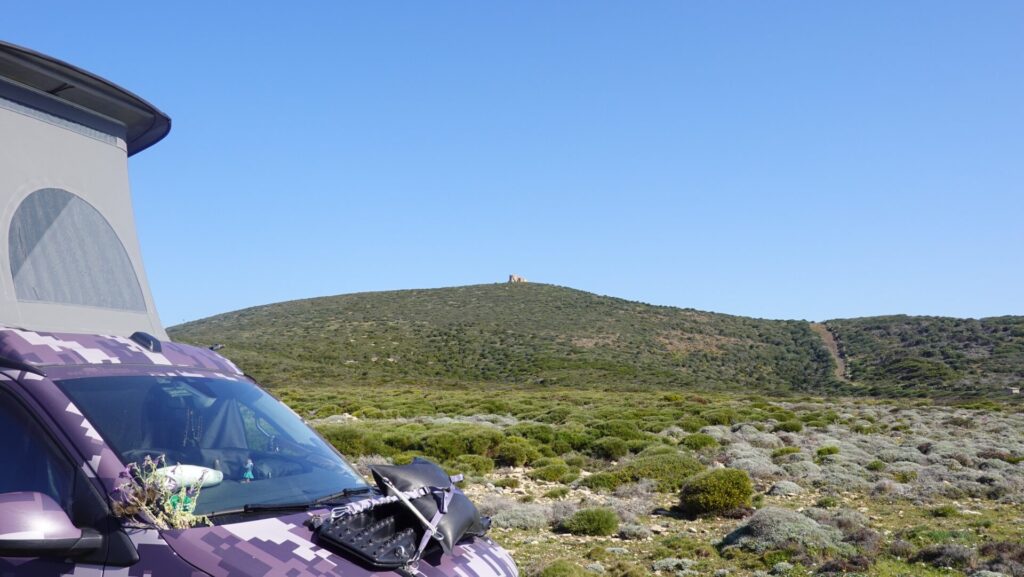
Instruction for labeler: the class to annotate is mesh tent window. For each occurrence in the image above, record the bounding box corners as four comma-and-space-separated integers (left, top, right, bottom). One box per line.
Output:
9, 188, 145, 311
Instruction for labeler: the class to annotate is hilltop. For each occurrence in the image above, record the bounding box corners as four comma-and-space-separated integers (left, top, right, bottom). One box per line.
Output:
169, 283, 1023, 400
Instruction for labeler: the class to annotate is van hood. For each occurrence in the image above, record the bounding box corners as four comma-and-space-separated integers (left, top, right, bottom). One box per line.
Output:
161, 512, 518, 577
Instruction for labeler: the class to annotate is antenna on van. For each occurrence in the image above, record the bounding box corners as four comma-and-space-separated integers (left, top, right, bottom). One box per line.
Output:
130, 331, 162, 353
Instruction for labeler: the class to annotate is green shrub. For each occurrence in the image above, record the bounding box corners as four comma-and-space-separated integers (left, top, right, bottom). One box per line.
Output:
593, 419, 646, 441
579, 472, 618, 492
446, 454, 494, 476
420, 425, 504, 461
815, 496, 839, 508
893, 470, 918, 483
591, 436, 630, 460
537, 559, 588, 577
319, 425, 389, 457
493, 478, 520, 489
681, 433, 719, 451
774, 420, 804, 433
561, 507, 619, 536
529, 462, 579, 483
702, 409, 737, 426
771, 447, 801, 459
614, 452, 704, 492
816, 446, 840, 458
544, 487, 570, 499
562, 453, 587, 468
865, 460, 886, 472
506, 423, 555, 444
679, 416, 708, 432
679, 468, 753, 516
495, 436, 541, 467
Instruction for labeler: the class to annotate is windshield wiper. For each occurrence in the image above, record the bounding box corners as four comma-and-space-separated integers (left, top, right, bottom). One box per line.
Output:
208, 487, 374, 517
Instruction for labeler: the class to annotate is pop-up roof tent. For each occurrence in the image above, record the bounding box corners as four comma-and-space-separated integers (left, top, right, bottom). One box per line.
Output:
0, 41, 170, 338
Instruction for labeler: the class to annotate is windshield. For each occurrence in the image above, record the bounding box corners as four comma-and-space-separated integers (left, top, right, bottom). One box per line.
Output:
56, 375, 369, 514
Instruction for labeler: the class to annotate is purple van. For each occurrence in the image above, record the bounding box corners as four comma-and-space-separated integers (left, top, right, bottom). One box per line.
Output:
0, 44, 517, 577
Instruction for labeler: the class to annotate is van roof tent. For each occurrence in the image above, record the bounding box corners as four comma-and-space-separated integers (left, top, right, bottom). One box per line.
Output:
0, 41, 170, 339
0, 41, 170, 156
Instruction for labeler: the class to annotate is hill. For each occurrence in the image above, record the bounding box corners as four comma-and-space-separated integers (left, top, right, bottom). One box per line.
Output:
169, 283, 1023, 399
825, 315, 1024, 397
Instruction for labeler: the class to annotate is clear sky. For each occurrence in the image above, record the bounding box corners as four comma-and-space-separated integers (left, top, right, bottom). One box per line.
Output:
4, 2, 1022, 324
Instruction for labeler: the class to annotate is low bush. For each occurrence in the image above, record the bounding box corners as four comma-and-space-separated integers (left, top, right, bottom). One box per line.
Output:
544, 487, 570, 499
490, 503, 549, 530
679, 468, 753, 516
719, 507, 842, 556
592, 436, 630, 460
771, 447, 801, 459
536, 559, 588, 577
560, 507, 619, 536
495, 436, 542, 467
892, 470, 918, 483
529, 462, 580, 483
911, 544, 977, 570
817, 446, 841, 458
579, 472, 618, 492
493, 478, 520, 489
618, 523, 652, 540
775, 420, 804, 433
613, 452, 704, 492
681, 433, 719, 451
446, 454, 494, 476
865, 460, 886, 472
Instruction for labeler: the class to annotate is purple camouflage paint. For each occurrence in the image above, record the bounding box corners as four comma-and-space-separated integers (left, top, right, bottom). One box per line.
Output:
0, 492, 80, 540
0, 327, 519, 577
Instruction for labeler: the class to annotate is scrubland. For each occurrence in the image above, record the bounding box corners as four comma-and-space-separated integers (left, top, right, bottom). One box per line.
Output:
275, 383, 1024, 577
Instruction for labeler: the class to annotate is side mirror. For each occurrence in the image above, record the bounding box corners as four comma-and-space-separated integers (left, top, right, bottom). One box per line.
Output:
0, 492, 102, 557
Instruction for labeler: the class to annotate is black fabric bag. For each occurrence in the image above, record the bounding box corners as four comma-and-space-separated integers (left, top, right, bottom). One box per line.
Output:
313, 458, 487, 569
370, 458, 487, 553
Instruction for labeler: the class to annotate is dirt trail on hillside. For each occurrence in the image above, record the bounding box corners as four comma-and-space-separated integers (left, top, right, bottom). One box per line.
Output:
810, 323, 848, 381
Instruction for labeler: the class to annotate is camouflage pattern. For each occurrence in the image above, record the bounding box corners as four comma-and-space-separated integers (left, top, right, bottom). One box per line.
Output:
0, 492, 80, 540
0, 328, 242, 376
0, 327, 520, 577
162, 512, 518, 577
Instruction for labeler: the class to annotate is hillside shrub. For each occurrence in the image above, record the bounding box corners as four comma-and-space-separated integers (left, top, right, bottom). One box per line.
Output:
679, 416, 708, 432
703, 409, 737, 426
529, 462, 580, 483
816, 446, 840, 458
865, 460, 886, 472
892, 470, 918, 483
593, 419, 646, 441
560, 507, 619, 536
911, 544, 977, 570
446, 454, 494, 476
614, 452, 704, 492
496, 436, 541, 467
681, 433, 719, 451
536, 560, 588, 577
579, 473, 618, 492
775, 420, 804, 433
771, 447, 801, 459
490, 503, 550, 530
319, 425, 388, 457
679, 468, 753, 516
544, 487, 570, 499
719, 507, 842, 555
592, 436, 630, 460
420, 426, 503, 461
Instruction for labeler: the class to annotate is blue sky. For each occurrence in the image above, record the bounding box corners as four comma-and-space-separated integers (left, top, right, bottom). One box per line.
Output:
4, 2, 1022, 324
